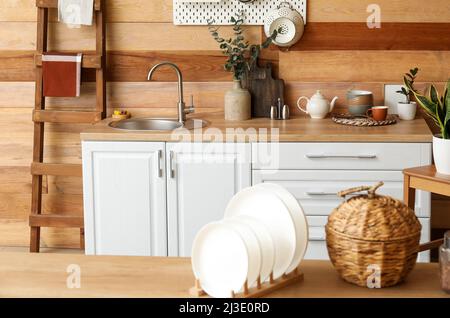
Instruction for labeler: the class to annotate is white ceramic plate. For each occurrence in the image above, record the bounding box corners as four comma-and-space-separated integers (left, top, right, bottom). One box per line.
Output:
221, 219, 262, 288
235, 215, 275, 283
255, 183, 309, 273
191, 222, 249, 298
224, 186, 296, 279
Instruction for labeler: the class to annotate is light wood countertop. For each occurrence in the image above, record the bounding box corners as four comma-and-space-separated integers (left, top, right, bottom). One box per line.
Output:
0, 252, 447, 298
80, 113, 433, 143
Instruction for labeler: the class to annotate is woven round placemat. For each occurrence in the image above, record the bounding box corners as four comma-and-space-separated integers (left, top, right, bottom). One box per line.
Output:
331, 114, 397, 127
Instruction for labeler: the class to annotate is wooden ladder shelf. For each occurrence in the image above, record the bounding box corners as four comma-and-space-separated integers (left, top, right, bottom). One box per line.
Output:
30, 0, 106, 252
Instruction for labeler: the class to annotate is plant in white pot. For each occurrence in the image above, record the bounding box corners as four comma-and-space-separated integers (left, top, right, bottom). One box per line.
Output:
396, 68, 419, 120
208, 17, 277, 121
404, 73, 450, 175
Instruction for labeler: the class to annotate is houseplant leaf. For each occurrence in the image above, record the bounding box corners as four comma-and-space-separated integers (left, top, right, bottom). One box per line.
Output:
444, 80, 450, 137
415, 94, 438, 117
430, 84, 441, 107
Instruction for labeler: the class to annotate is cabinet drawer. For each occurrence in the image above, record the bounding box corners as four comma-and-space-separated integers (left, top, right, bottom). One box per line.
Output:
303, 216, 430, 262
253, 170, 431, 217
253, 143, 431, 170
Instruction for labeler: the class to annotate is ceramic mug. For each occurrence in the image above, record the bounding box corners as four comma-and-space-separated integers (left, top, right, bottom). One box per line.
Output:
366, 106, 389, 121
397, 102, 417, 121
348, 95, 374, 107
347, 90, 374, 106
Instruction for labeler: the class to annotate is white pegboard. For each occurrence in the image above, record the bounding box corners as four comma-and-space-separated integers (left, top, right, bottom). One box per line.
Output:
173, 0, 307, 25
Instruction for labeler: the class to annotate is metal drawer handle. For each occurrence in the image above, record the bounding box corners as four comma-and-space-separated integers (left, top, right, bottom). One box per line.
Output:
306, 191, 365, 197
306, 154, 377, 159
309, 228, 326, 241
306, 191, 337, 196
157, 150, 163, 178
169, 151, 175, 178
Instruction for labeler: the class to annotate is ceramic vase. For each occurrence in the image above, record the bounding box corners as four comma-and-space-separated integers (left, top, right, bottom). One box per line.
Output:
433, 135, 450, 175
224, 80, 251, 121
397, 102, 417, 121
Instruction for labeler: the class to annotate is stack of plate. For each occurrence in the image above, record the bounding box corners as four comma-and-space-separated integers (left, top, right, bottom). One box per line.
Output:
191, 183, 309, 298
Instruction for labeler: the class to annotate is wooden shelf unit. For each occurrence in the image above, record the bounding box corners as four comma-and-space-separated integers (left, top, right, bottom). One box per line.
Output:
30, 0, 106, 252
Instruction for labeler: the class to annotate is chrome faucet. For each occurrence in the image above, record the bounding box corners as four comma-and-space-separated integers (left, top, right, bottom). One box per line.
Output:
147, 62, 194, 124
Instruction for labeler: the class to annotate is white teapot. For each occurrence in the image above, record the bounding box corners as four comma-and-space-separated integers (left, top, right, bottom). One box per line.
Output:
297, 91, 338, 119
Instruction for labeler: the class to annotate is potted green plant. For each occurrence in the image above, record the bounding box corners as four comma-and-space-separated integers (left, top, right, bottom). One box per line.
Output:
396, 68, 419, 120
404, 72, 450, 175
208, 16, 277, 121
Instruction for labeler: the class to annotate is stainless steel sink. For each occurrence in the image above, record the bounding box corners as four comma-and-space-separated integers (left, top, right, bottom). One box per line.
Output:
109, 118, 208, 131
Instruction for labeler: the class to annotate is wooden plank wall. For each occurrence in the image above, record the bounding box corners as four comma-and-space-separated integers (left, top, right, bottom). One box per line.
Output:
0, 0, 449, 249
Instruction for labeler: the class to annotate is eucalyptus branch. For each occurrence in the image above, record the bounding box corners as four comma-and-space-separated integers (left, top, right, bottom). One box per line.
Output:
208, 16, 278, 80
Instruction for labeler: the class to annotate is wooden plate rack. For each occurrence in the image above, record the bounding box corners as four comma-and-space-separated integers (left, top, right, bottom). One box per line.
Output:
189, 268, 304, 298
30, 0, 106, 252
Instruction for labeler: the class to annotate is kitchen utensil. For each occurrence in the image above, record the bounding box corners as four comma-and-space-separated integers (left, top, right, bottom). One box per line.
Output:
241, 63, 285, 118
221, 219, 262, 288
277, 97, 283, 119
397, 102, 417, 120
224, 186, 297, 279
366, 106, 389, 121
191, 222, 250, 298
297, 90, 338, 119
264, 2, 305, 48
270, 105, 278, 120
255, 183, 308, 274
236, 215, 275, 283
326, 182, 422, 288
332, 113, 397, 127
282, 104, 290, 120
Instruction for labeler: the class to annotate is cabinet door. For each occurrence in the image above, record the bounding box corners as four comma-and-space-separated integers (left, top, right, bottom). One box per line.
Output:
82, 142, 167, 256
166, 143, 251, 257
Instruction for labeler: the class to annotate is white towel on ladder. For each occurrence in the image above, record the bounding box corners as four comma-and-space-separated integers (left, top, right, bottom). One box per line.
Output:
58, 0, 94, 27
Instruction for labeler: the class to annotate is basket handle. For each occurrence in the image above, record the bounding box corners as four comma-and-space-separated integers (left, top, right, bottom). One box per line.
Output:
337, 181, 384, 199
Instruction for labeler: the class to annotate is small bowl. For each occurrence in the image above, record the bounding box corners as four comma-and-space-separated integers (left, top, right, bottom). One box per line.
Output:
348, 105, 371, 116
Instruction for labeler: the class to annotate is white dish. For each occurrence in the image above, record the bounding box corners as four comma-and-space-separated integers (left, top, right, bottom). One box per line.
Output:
191, 222, 249, 298
224, 186, 296, 279
221, 219, 262, 288
234, 215, 275, 283
255, 183, 309, 273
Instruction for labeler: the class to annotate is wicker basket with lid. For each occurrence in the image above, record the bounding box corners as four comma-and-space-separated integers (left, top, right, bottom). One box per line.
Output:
326, 182, 422, 288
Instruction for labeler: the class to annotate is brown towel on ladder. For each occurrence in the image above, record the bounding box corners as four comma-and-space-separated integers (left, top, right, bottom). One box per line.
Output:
42, 53, 82, 97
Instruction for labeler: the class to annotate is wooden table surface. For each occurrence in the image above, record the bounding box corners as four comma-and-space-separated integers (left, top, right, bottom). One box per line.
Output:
81, 113, 432, 143
0, 253, 448, 298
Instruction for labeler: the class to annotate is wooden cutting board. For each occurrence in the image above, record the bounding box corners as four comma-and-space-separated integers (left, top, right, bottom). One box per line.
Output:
241, 63, 285, 118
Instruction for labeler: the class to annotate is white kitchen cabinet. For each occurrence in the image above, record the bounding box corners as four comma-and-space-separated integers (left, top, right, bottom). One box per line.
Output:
82, 142, 167, 256
82, 142, 251, 257
166, 143, 251, 257
252, 142, 432, 262
83, 140, 433, 262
